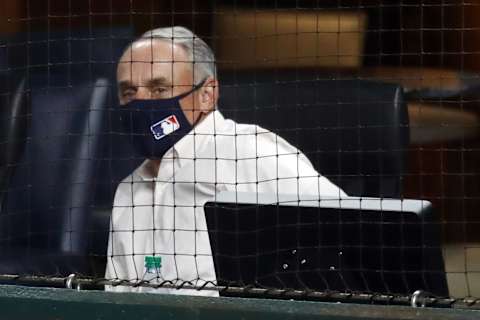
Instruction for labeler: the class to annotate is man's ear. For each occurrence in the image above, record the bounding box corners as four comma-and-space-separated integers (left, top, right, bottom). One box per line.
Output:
198, 77, 219, 113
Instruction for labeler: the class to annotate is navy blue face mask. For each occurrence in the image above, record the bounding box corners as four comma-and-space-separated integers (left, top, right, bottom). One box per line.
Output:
119, 79, 206, 159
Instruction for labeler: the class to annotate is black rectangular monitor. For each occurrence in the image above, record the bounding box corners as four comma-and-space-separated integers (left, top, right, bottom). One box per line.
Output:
204, 192, 448, 297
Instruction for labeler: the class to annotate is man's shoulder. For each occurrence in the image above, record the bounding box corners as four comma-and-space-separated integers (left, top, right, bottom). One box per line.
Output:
218, 116, 270, 136
218, 116, 304, 161
229, 120, 296, 150
114, 160, 150, 194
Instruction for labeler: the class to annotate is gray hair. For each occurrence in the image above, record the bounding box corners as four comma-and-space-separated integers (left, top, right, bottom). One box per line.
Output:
134, 26, 217, 83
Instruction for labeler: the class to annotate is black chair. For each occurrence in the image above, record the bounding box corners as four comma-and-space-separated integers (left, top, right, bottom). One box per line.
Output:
0, 77, 28, 213
0, 28, 136, 279
218, 69, 410, 198
0, 75, 104, 275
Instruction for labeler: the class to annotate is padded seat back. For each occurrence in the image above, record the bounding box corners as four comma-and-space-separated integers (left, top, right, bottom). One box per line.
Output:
218, 70, 409, 197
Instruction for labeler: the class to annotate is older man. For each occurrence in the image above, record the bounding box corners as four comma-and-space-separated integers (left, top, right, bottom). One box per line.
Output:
105, 26, 346, 296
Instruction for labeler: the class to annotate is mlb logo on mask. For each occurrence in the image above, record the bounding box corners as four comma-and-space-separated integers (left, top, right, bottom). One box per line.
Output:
150, 115, 180, 140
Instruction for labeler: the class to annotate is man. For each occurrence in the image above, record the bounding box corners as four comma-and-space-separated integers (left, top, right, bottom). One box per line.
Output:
105, 26, 346, 296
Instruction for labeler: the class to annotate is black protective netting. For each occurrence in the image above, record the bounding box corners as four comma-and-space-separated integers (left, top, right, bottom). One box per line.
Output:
0, 0, 480, 308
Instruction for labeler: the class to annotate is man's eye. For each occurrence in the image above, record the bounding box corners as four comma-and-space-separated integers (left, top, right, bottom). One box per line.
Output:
152, 87, 167, 95
122, 89, 136, 98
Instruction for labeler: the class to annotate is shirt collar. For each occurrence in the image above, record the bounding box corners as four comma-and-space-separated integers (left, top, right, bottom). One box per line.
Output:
134, 110, 226, 181
173, 109, 225, 164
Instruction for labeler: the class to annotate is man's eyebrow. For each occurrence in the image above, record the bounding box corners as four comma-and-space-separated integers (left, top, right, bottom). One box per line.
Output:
118, 80, 134, 90
118, 77, 170, 90
146, 77, 169, 87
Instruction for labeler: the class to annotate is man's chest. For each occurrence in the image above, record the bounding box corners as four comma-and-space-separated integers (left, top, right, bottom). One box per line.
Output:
114, 163, 224, 230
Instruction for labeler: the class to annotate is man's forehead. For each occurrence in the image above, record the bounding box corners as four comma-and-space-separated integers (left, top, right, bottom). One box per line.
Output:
119, 39, 188, 64
116, 40, 194, 84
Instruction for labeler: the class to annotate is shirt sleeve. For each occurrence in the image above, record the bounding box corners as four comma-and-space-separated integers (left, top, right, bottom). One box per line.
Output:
104, 173, 135, 291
